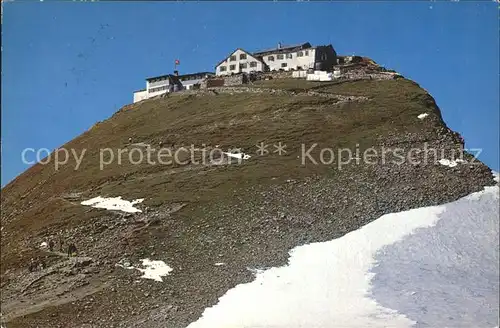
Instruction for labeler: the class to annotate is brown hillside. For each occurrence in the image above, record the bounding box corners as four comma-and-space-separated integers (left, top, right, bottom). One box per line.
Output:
0, 77, 495, 328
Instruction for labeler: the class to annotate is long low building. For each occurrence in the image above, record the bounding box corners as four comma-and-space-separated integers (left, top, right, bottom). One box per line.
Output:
215, 42, 337, 76
133, 71, 214, 103
133, 88, 148, 103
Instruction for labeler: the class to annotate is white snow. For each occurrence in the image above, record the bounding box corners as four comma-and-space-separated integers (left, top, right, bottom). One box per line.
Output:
438, 158, 465, 168
130, 142, 151, 148
40, 242, 48, 248
187, 185, 499, 328
492, 171, 499, 183
81, 196, 144, 213
417, 113, 429, 119
136, 259, 173, 282
214, 262, 225, 266
222, 151, 251, 160
116, 258, 172, 282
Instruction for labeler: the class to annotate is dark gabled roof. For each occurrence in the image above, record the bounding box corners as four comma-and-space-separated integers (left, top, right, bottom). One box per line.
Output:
178, 72, 214, 81
146, 71, 214, 82
215, 48, 264, 69
252, 42, 312, 56
145, 74, 182, 87
145, 74, 174, 82
315, 44, 335, 50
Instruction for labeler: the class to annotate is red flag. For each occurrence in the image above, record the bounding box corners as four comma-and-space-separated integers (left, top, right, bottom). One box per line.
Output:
175, 59, 180, 65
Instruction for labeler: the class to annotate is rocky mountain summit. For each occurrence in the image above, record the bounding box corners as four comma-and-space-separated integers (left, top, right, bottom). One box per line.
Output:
1, 68, 496, 327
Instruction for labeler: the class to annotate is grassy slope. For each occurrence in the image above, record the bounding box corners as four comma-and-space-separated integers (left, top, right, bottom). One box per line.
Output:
1, 78, 440, 272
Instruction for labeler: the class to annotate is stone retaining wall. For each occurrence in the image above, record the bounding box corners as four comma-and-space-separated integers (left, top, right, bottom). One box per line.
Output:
335, 63, 402, 81
197, 65, 400, 91
260, 71, 293, 80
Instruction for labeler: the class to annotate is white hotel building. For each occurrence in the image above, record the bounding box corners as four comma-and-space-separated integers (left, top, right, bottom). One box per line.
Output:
215, 42, 337, 76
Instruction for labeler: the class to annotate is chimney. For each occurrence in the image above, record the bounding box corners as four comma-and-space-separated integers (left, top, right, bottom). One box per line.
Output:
278, 42, 282, 49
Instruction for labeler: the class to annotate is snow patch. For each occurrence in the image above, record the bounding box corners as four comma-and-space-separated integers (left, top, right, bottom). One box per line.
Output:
137, 259, 173, 282
225, 152, 251, 160
370, 183, 499, 326
417, 113, 429, 119
438, 158, 464, 168
214, 262, 225, 266
40, 242, 48, 248
222, 151, 251, 160
116, 259, 172, 282
492, 171, 499, 183
81, 196, 144, 213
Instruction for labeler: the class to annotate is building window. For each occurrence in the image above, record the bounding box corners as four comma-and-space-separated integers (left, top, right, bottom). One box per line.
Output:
240, 63, 247, 69
220, 66, 227, 72
268, 55, 274, 61
240, 53, 247, 60
277, 54, 284, 60
305, 50, 309, 56
286, 53, 293, 59
250, 61, 257, 68
149, 85, 168, 93
230, 55, 236, 61
281, 63, 287, 68
230, 64, 236, 70
297, 51, 303, 57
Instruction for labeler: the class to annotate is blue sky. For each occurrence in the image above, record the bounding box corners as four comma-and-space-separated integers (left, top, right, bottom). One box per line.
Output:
2, 1, 499, 185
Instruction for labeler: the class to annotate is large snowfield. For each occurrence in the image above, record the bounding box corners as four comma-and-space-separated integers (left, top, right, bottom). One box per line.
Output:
188, 172, 499, 328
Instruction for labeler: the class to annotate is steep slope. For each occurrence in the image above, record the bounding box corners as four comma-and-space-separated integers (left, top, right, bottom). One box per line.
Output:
187, 176, 499, 328
1, 77, 496, 327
